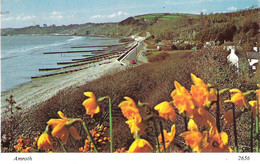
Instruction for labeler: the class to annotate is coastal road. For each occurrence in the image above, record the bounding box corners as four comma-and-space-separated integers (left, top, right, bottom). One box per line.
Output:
122, 40, 145, 64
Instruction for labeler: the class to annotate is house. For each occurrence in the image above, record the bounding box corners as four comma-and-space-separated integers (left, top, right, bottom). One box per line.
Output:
157, 40, 175, 51
157, 42, 163, 51
253, 47, 259, 52
227, 46, 239, 69
247, 51, 260, 72
204, 41, 215, 47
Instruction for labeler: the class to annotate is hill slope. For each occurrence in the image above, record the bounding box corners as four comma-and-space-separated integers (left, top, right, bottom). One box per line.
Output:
2, 8, 259, 45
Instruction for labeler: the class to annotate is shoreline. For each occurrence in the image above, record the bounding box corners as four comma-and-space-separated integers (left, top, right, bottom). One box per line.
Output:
1, 58, 126, 114
1, 38, 135, 115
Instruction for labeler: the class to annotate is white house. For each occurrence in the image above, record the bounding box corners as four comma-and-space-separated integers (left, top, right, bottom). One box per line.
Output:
253, 47, 259, 52
247, 51, 260, 72
227, 46, 239, 69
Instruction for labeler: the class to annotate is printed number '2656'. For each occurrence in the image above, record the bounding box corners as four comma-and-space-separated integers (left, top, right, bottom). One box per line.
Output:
238, 156, 250, 160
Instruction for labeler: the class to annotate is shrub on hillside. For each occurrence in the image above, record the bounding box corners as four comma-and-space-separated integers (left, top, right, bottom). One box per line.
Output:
148, 52, 170, 62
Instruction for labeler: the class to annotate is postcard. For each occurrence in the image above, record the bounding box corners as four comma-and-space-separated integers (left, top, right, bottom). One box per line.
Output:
1, 0, 259, 163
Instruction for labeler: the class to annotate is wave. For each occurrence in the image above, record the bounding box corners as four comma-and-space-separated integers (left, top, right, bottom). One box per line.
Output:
67, 36, 84, 42
1, 36, 84, 60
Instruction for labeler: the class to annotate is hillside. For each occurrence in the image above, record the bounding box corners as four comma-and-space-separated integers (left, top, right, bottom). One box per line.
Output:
1, 8, 260, 46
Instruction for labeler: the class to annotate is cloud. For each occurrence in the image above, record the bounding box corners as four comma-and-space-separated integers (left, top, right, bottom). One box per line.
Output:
91, 15, 102, 19
2, 15, 37, 21
47, 11, 64, 20
227, 6, 238, 11
201, 9, 207, 13
90, 11, 129, 20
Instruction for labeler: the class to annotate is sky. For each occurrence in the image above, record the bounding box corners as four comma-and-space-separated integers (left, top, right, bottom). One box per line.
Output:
0, 0, 259, 28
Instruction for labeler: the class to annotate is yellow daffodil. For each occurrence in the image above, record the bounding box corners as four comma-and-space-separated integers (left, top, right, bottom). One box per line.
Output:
158, 124, 176, 150
125, 114, 145, 135
180, 119, 204, 152
223, 110, 233, 125
171, 81, 194, 117
38, 133, 53, 152
224, 89, 249, 109
249, 101, 260, 120
201, 127, 232, 152
82, 92, 100, 117
190, 74, 217, 108
208, 87, 217, 102
118, 97, 137, 108
154, 101, 176, 122
190, 74, 209, 107
128, 138, 153, 152
47, 111, 81, 144
193, 107, 216, 129
118, 97, 141, 120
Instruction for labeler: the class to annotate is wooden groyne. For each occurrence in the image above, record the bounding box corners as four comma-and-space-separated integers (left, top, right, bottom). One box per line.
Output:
39, 68, 61, 71
43, 50, 105, 54
32, 59, 114, 79
32, 66, 91, 79
71, 43, 127, 49
38, 54, 120, 72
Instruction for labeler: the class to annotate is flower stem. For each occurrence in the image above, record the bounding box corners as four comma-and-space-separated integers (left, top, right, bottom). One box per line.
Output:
250, 109, 254, 152
230, 93, 238, 152
152, 118, 160, 153
58, 139, 67, 152
256, 94, 259, 152
183, 112, 188, 131
108, 97, 113, 153
82, 122, 98, 152
216, 88, 221, 132
159, 121, 166, 152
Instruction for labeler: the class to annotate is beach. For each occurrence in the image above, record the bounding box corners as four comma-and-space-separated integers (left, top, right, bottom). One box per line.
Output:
1, 58, 126, 115
1, 36, 135, 117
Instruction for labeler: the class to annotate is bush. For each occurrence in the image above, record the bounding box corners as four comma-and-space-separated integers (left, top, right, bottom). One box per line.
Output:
148, 52, 170, 62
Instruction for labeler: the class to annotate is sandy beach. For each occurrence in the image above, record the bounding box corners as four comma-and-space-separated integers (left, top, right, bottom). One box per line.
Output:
1, 58, 126, 115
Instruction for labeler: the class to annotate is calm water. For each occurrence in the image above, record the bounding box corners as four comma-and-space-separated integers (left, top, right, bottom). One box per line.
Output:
1, 35, 118, 92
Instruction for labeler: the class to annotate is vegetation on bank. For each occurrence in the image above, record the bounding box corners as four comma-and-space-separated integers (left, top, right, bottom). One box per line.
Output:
1, 43, 259, 152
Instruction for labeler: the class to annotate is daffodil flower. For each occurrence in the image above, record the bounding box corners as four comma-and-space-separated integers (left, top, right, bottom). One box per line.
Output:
171, 81, 194, 116
125, 114, 145, 135
118, 97, 141, 120
193, 107, 216, 129
47, 111, 81, 145
180, 119, 204, 152
82, 92, 100, 117
128, 138, 153, 152
190, 74, 210, 107
224, 89, 249, 109
249, 101, 260, 121
190, 74, 217, 108
38, 132, 53, 152
158, 124, 176, 150
154, 101, 176, 122
118, 97, 137, 108
201, 126, 232, 152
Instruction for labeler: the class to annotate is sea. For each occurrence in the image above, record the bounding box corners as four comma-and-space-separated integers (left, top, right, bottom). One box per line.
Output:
0, 35, 119, 92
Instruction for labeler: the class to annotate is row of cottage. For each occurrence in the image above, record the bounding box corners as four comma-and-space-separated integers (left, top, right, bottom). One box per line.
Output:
156, 40, 259, 74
